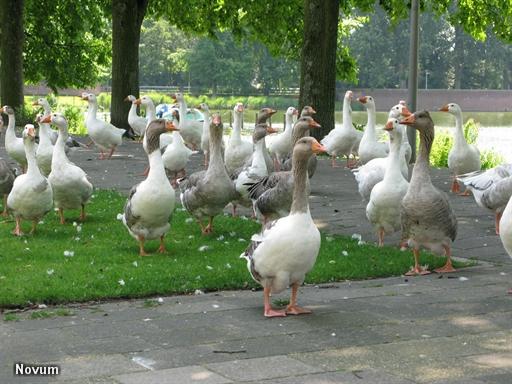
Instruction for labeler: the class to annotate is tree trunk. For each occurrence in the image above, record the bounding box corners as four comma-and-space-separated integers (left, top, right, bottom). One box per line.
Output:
299, 0, 339, 140
0, 0, 24, 111
110, 0, 148, 133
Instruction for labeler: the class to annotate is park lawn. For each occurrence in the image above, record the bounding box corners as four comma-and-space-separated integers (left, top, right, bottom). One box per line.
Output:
0, 190, 469, 309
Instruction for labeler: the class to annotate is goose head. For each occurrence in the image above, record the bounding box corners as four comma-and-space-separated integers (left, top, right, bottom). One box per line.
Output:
439, 103, 461, 116
300, 105, 316, 117
400, 110, 434, 139
135, 95, 154, 107
81, 93, 96, 103
233, 102, 244, 115
293, 116, 321, 137
389, 103, 412, 119
171, 93, 184, 103
344, 90, 354, 101
209, 113, 224, 141
124, 95, 137, 103
32, 97, 51, 110
197, 103, 209, 112
293, 137, 326, 160
257, 107, 277, 123
384, 118, 403, 144
1, 105, 14, 115
145, 119, 178, 154
286, 106, 299, 118
358, 95, 375, 110
253, 123, 278, 143
22, 124, 37, 143
41, 112, 68, 134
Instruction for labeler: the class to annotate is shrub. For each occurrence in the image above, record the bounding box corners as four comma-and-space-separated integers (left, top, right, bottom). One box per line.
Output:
14, 102, 36, 127
62, 105, 87, 135
97, 92, 111, 111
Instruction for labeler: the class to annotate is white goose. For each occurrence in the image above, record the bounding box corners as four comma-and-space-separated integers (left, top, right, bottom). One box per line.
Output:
35, 114, 54, 176
440, 103, 481, 194
2, 105, 28, 171
352, 103, 411, 201
241, 137, 325, 317
171, 93, 202, 149
32, 98, 58, 144
123, 119, 178, 255
357, 95, 389, 164
321, 90, 359, 168
125, 95, 148, 137
7, 124, 53, 236
42, 113, 93, 224
267, 106, 298, 170
366, 118, 409, 246
225, 103, 253, 174
83, 93, 125, 159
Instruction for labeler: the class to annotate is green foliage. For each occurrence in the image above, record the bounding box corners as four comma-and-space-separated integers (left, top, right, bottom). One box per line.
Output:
429, 130, 452, 168
15, 103, 37, 127
3, 313, 20, 322
463, 118, 479, 144
480, 149, 505, 170
62, 105, 86, 135
30, 308, 74, 320
97, 93, 111, 111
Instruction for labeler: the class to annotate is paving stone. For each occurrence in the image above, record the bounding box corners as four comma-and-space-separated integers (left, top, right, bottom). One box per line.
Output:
206, 355, 323, 381
253, 370, 416, 384
113, 365, 232, 384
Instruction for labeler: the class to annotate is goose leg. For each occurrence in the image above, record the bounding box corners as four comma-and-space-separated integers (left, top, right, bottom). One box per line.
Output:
108, 145, 117, 159
264, 285, 286, 318
405, 248, 431, 276
99, 150, 105, 160
435, 245, 456, 273
12, 217, 23, 236
495, 212, 502, 235
158, 235, 166, 253
458, 189, 471, 196
138, 235, 148, 256
450, 178, 460, 193
204, 217, 214, 234
378, 228, 385, 247
1, 194, 8, 217
286, 283, 312, 315
58, 208, 65, 224
30, 220, 38, 234
80, 204, 86, 221
232, 204, 237, 217
331, 156, 340, 168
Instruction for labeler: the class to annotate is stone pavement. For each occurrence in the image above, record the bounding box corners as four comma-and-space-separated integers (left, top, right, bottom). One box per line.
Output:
1, 140, 512, 384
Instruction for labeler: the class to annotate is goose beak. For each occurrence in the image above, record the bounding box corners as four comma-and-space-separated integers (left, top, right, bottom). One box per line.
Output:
358, 96, 367, 104
0, 107, 5, 113
292, 108, 299, 116
439, 104, 449, 112
81, 95, 89, 101
400, 114, 416, 126
134, 98, 142, 105
212, 115, 221, 125
165, 121, 178, 131
266, 126, 278, 134
32, 101, 39, 106
401, 106, 412, 117
40, 115, 52, 124
311, 141, 326, 154
384, 120, 394, 131
268, 108, 277, 116
237, 105, 244, 112
171, 94, 177, 100
196, 105, 202, 109
309, 120, 321, 129
309, 107, 317, 114
27, 126, 36, 138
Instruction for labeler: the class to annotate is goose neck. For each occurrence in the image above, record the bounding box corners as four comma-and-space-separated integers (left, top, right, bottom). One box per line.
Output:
411, 130, 433, 185
38, 124, 53, 146
25, 140, 40, 177
54, 128, 70, 163
208, 127, 225, 173
147, 149, 167, 183
383, 138, 402, 182
452, 111, 465, 144
232, 113, 242, 140
342, 100, 353, 130
290, 155, 310, 214
363, 106, 376, 139
5, 114, 16, 139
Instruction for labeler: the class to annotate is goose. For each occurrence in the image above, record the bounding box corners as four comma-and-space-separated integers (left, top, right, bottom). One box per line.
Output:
245, 117, 321, 225
352, 103, 411, 201
321, 90, 359, 168
400, 111, 458, 275
41, 113, 93, 224
241, 136, 325, 317
0, 118, 15, 216
1, 105, 28, 171
198, 103, 211, 167
357, 95, 389, 164
457, 164, 512, 234
136, 95, 164, 147
171, 93, 202, 149
267, 107, 298, 170
178, 114, 238, 235
125, 95, 148, 137
82, 93, 125, 159
122, 119, 178, 255
498, 195, 512, 293
225, 103, 253, 174
396, 100, 412, 163
440, 103, 481, 195
162, 112, 195, 187
32, 98, 58, 144
366, 118, 409, 246
35, 114, 54, 176
6, 124, 53, 236
234, 123, 278, 209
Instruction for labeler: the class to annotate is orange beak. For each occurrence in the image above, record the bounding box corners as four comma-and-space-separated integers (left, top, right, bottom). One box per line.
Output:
309, 119, 321, 129
32, 101, 39, 106
439, 104, 449, 112
171, 94, 177, 100
400, 114, 416, 126
40, 115, 52, 124
292, 108, 299, 116
134, 98, 142, 105
384, 120, 394, 131
311, 140, 326, 154
27, 127, 36, 137
237, 104, 244, 112
268, 108, 277, 116
212, 115, 221, 125
401, 106, 412, 117
81, 95, 89, 101
196, 105, 202, 109
358, 96, 368, 104
266, 126, 278, 134
165, 120, 178, 131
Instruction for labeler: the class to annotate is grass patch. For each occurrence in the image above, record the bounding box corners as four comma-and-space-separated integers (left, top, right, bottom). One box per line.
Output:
3, 313, 20, 322
0, 190, 470, 309
30, 308, 74, 320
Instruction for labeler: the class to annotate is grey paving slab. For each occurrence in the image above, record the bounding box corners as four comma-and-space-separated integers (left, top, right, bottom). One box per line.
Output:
113, 365, 232, 384
206, 355, 323, 382
252, 370, 416, 384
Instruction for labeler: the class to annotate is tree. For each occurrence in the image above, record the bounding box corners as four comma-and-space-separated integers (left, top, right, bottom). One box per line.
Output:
110, 0, 149, 132
0, 0, 24, 110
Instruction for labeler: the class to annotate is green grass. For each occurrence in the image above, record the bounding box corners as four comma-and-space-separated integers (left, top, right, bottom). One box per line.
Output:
0, 190, 469, 308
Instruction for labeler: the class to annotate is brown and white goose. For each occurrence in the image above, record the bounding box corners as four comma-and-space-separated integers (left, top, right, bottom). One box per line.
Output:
123, 119, 178, 255
7, 125, 53, 235
400, 111, 458, 275
241, 136, 325, 317
179, 114, 238, 235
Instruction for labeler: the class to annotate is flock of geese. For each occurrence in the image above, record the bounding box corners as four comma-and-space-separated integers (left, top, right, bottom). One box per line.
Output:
0, 90, 511, 316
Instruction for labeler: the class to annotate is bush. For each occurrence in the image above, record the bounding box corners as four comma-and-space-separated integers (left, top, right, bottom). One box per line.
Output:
14, 102, 36, 127
97, 92, 111, 111
62, 105, 87, 135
